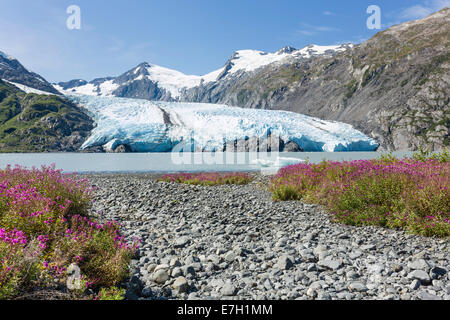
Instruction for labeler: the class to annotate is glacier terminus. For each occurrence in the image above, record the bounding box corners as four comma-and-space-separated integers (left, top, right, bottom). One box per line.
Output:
69, 95, 379, 153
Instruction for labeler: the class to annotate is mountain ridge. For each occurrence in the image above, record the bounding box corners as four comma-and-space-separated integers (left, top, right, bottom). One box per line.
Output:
0, 51, 61, 95
54, 44, 351, 100
1, 8, 448, 152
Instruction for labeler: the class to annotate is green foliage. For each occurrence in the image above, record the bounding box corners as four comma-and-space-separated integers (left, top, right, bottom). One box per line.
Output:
0, 80, 92, 152
95, 286, 126, 300
270, 158, 450, 238
237, 89, 252, 105
0, 166, 138, 299
344, 80, 358, 100
411, 148, 450, 163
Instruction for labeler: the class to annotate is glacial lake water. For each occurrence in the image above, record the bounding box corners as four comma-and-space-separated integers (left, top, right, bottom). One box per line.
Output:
0, 152, 414, 174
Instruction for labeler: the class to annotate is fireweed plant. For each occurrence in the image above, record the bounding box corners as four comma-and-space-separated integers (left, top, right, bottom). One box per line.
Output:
159, 172, 252, 186
269, 152, 449, 238
0, 165, 139, 299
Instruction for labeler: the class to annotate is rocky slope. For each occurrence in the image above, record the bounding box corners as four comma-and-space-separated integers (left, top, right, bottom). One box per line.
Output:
55, 45, 350, 102
180, 9, 450, 152
87, 174, 449, 300
57, 9, 449, 152
0, 80, 93, 152
0, 51, 60, 95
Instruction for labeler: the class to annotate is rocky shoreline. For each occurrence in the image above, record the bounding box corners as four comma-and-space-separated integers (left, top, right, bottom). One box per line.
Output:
85, 173, 449, 300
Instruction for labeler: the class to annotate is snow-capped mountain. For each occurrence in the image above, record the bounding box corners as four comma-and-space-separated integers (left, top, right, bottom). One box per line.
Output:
0, 50, 60, 95
55, 44, 352, 101
69, 94, 378, 153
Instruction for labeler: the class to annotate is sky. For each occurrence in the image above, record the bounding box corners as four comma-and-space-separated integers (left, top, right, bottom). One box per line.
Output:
0, 0, 448, 82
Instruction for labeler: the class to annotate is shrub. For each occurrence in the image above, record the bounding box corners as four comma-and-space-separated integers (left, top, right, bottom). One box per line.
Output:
270, 157, 449, 238
0, 165, 139, 299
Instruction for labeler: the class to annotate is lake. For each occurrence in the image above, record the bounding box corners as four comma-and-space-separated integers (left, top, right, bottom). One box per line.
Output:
0, 152, 414, 174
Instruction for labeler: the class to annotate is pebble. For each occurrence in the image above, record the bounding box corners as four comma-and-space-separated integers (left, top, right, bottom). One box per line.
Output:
275, 255, 294, 270
152, 269, 169, 284
349, 282, 368, 292
407, 270, 431, 284
174, 236, 190, 248
173, 277, 189, 293
221, 283, 237, 296
86, 173, 450, 301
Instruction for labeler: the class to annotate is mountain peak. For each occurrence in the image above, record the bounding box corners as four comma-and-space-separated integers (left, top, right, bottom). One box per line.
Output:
136, 62, 151, 68
0, 50, 60, 94
277, 46, 297, 54
0, 50, 15, 61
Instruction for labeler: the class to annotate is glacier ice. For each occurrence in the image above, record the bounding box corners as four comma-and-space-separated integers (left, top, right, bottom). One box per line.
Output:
251, 157, 306, 168
69, 94, 379, 153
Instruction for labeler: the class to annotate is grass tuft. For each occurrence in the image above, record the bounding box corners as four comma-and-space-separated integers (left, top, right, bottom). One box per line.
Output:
158, 172, 252, 186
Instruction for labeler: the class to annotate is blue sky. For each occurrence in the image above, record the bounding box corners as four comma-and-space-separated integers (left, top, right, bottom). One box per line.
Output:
0, 0, 448, 82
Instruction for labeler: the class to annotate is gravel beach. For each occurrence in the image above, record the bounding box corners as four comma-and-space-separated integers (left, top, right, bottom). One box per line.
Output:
85, 173, 449, 300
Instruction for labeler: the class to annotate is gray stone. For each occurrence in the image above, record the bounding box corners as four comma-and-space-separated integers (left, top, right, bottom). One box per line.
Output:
313, 245, 328, 257
221, 284, 237, 296
306, 288, 317, 298
225, 251, 237, 262
410, 279, 421, 290
141, 287, 153, 298
173, 276, 189, 293
348, 282, 368, 292
207, 254, 221, 264
263, 279, 274, 291
154, 264, 170, 273
152, 269, 169, 284
349, 251, 363, 259
417, 291, 442, 300
169, 258, 182, 267
146, 264, 157, 273
174, 236, 190, 248
400, 293, 412, 300
318, 258, 343, 271
171, 267, 183, 278
317, 292, 332, 300
275, 255, 294, 270
181, 265, 196, 276
430, 266, 447, 279
407, 270, 431, 284
408, 259, 431, 272
346, 270, 359, 280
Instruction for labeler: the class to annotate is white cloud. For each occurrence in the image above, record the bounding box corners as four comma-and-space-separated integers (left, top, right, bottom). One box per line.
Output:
399, 0, 450, 20
296, 23, 340, 37
323, 11, 334, 16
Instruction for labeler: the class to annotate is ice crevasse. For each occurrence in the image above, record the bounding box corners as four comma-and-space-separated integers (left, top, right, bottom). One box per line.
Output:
68, 95, 379, 153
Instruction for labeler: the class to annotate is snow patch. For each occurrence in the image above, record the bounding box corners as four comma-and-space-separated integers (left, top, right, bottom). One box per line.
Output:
3, 80, 56, 95
56, 43, 352, 99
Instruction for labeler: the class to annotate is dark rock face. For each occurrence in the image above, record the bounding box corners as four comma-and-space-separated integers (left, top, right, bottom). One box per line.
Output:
0, 53, 60, 95
195, 135, 302, 153
113, 78, 168, 101
56, 79, 88, 90
178, 9, 450, 152
284, 141, 304, 152
113, 144, 132, 153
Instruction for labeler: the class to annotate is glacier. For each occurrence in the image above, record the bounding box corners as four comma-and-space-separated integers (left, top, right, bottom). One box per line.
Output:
69, 94, 379, 153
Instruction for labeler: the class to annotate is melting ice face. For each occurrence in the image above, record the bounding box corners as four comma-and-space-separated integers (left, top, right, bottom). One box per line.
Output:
69, 95, 379, 153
